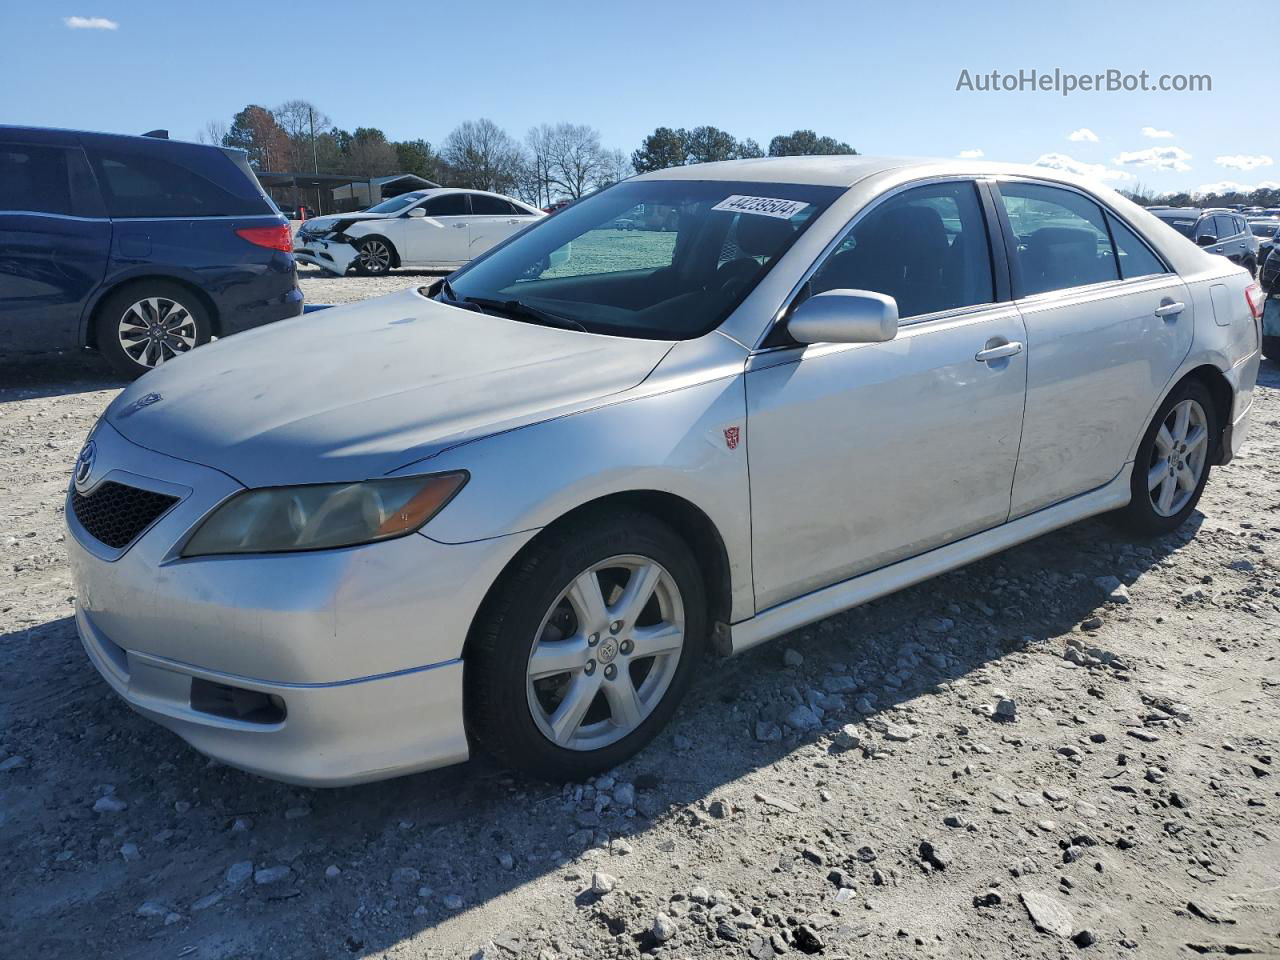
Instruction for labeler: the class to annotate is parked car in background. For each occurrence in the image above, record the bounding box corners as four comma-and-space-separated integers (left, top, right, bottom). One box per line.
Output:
0, 125, 301, 378
67, 156, 1262, 784
1150, 207, 1261, 275
1248, 218, 1280, 265
294, 189, 545, 276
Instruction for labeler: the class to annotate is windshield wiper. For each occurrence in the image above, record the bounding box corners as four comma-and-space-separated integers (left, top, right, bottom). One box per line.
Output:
463, 296, 587, 333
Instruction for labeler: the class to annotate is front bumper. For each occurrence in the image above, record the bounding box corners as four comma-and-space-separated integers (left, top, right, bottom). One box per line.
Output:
77, 603, 467, 786
294, 237, 359, 275
66, 422, 534, 785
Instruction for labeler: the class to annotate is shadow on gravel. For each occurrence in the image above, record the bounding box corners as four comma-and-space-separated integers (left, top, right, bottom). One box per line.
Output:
0, 354, 123, 401
0, 507, 1210, 959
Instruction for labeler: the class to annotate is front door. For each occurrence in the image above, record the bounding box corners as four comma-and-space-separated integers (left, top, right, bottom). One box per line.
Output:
746, 180, 1028, 610
992, 180, 1194, 518
403, 193, 470, 265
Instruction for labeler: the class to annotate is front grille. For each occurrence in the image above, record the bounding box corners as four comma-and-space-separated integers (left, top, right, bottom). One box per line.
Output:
71, 481, 179, 549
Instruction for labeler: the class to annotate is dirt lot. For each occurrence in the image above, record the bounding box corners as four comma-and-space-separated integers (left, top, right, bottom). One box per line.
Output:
1, 275, 1278, 959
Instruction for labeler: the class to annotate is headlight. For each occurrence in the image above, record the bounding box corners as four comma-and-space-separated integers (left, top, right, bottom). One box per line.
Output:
181, 472, 467, 557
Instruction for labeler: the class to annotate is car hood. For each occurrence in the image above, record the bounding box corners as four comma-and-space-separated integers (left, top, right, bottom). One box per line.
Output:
105, 288, 674, 487
301, 212, 390, 232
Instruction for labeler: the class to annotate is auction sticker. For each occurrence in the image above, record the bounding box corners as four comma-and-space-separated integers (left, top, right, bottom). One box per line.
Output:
712, 195, 810, 220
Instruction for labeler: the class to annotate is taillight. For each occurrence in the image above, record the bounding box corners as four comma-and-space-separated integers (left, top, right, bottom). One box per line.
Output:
235, 224, 293, 252
1245, 282, 1265, 321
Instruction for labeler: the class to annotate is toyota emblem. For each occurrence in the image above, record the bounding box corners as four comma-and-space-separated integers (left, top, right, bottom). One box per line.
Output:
73, 440, 97, 490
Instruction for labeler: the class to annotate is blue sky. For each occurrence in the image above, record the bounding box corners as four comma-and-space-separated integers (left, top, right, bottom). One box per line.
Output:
3, 0, 1274, 196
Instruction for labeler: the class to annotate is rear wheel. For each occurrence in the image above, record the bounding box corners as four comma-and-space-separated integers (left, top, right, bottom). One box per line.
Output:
1113, 379, 1216, 536
95, 281, 211, 380
353, 237, 394, 276
466, 511, 706, 781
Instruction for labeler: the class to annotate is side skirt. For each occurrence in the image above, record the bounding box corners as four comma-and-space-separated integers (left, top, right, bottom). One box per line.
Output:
728, 466, 1133, 655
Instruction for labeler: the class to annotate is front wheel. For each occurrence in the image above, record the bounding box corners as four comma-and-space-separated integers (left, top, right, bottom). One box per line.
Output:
1112, 379, 1217, 536
466, 511, 706, 781
95, 282, 211, 380
353, 237, 394, 276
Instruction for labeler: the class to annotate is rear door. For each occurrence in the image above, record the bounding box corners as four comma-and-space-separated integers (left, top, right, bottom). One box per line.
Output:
993, 179, 1193, 518
403, 193, 470, 265
0, 134, 110, 355
467, 193, 538, 257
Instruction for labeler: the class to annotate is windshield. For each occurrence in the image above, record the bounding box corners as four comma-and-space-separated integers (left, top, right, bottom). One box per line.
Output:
1249, 220, 1280, 238
442, 179, 842, 340
1155, 213, 1198, 238
365, 191, 427, 214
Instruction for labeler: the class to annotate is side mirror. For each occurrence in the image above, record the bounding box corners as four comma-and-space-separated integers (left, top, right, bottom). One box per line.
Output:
788, 289, 899, 345
1196, 233, 1217, 247
407, 207, 427, 218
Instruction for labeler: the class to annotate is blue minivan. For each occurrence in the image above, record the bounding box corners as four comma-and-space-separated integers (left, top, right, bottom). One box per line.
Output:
0, 126, 302, 378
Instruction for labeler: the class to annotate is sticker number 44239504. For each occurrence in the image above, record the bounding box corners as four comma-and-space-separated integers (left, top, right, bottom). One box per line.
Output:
711, 195, 810, 220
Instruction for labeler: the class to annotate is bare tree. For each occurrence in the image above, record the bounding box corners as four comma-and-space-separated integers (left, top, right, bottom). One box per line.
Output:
593, 148, 631, 190
197, 119, 228, 147
545, 123, 606, 200
273, 99, 332, 172
525, 124, 558, 208
441, 119, 525, 194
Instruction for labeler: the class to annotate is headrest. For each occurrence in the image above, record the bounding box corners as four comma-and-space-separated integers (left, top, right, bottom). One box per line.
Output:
735, 215, 796, 257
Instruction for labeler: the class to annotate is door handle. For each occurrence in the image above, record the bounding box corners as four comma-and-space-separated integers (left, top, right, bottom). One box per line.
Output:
974, 340, 1023, 363
453, 223, 467, 229
1154, 299, 1185, 319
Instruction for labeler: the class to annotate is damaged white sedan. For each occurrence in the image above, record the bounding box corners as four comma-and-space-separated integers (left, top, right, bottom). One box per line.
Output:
294, 187, 544, 276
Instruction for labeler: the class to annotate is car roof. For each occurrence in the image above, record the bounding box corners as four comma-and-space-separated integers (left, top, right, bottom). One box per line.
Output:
0, 123, 237, 154
626, 155, 1132, 192
1151, 207, 1205, 218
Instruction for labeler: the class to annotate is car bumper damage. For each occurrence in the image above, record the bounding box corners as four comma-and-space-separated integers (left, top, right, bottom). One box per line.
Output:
65, 422, 530, 786
293, 237, 359, 275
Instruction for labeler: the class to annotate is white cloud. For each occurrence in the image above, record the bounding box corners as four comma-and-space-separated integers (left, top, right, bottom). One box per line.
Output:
957, 149, 984, 159
1034, 153, 1132, 183
1193, 179, 1280, 197
1114, 146, 1192, 173
1067, 128, 1099, 143
1215, 154, 1274, 172
1141, 126, 1174, 139
63, 15, 118, 29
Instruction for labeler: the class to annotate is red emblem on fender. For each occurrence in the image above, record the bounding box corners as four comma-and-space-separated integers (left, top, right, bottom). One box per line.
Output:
724, 426, 740, 450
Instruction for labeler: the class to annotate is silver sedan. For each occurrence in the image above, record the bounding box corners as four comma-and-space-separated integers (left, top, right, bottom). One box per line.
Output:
66, 157, 1264, 785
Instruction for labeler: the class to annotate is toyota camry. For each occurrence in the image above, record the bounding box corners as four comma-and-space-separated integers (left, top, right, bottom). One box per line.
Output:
67, 156, 1263, 785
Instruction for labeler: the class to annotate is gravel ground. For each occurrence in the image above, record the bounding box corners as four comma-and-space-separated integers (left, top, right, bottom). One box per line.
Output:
1, 285, 1278, 958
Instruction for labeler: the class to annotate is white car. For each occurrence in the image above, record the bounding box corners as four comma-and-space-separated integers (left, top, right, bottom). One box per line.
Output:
294, 188, 545, 276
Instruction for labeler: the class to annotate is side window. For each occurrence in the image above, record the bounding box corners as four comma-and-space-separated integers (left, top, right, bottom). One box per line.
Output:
804, 181, 995, 319
470, 194, 515, 215
421, 193, 468, 216
1105, 213, 1167, 280
1211, 215, 1233, 240
999, 182, 1118, 295
0, 144, 73, 215
87, 146, 260, 218
1195, 216, 1217, 241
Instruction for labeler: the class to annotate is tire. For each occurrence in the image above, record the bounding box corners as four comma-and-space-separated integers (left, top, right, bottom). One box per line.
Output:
95, 281, 211, 380
353, 236, 394, 276
1263, 335, 1279, 362
466, 510, 706, 781
1112, 378, 1217, 537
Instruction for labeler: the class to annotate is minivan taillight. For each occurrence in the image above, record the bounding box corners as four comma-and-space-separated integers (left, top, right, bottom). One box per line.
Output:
235, 225, 293, 252
1245, 282, 1265, 321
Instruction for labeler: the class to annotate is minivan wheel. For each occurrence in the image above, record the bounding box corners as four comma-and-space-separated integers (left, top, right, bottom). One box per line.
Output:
466, 511, 706, 781
1113, 379, 1216, 537
353, 237, 394, 275
96, 282, 211, 380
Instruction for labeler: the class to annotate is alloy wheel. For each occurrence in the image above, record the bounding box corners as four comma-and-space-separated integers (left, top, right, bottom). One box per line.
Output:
358, 240, 392, 274
1147, 398, 1209, 517
526, 555, 685, 751
117, 297, 199, 369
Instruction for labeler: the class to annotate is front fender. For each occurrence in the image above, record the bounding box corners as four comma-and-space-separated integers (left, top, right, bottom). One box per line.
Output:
405, 374, 755, 622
